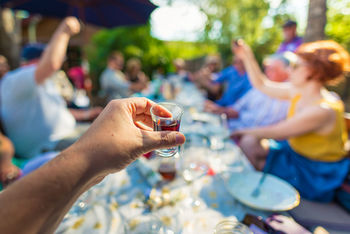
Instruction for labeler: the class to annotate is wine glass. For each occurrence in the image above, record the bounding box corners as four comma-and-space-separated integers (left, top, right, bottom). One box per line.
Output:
181, 146, 209, 208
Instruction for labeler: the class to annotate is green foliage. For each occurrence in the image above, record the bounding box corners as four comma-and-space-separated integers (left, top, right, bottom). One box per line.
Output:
192, 0, 291, 65
326, 0, 350, 51
85, 24, 217, 92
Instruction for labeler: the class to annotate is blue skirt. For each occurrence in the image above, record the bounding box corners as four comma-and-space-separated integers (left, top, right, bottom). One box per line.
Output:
265, 140, 350, 202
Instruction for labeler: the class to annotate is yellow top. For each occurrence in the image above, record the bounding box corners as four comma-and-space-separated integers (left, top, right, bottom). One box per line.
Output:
288, 93, 348, 162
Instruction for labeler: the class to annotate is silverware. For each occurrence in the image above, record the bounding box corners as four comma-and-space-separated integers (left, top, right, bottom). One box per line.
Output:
251, 172, 267, 198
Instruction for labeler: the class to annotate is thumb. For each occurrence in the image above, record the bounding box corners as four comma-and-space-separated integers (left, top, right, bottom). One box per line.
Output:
142, 131, 186, 152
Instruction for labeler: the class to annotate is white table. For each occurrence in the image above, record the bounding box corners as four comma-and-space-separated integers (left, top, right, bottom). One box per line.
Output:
57, 82, 272, 234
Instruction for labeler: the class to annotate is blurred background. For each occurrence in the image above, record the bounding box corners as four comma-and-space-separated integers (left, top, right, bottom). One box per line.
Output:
1, 0, 349, 105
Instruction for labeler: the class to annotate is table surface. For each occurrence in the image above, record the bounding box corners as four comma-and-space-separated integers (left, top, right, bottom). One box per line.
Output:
57, 82, 273, 234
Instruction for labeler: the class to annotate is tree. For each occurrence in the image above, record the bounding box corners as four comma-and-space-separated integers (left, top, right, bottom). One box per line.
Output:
326, 0, 350, 50
173, 0, 292, 65
85, 24, 216, 93
0, 8, 21, 69
304, 0, 327, 42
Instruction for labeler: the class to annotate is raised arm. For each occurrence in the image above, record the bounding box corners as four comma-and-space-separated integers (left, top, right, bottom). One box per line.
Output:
35, 17, 80, 84
0, 98, 186, 234
232, 105, 334, 140
233, 40, 294, 100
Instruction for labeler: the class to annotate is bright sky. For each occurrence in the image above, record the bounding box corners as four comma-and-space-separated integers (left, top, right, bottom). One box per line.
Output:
150, 0, 309, 41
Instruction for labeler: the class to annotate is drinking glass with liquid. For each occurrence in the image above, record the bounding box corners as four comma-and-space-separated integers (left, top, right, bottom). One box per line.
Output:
151, 102, 184, 157
214, 219, 252, 234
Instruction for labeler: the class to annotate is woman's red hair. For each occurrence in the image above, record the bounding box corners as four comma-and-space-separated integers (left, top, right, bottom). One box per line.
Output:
296, 40, 350, 85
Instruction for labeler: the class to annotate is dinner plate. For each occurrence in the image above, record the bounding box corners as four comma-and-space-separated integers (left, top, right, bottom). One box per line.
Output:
226, 171, 300, 211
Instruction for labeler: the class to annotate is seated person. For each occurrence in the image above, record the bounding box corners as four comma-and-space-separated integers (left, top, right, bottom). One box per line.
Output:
231, 40, 350, 202
205, 53, 291, 131
198, 57, 251, 107
167, 58, 189, 82
125, 58, 149, 88
0, 55, 9, 79
196, 50, 251, 106
100, 52, 146, 100
0, 18, 101, 159
0, 132, 21, 187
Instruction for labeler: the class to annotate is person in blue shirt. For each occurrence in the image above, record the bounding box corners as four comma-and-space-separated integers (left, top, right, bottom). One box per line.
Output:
202, 55, 252, 110
215, 56, 251, 106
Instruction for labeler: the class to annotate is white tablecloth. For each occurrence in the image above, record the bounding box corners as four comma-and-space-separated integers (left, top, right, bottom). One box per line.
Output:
57, 83, 272, 234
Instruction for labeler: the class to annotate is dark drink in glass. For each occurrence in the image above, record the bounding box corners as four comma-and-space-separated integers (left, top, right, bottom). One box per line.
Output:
158, 161, 176, 181
150, 103, 183, 157
153, 119, 180, 132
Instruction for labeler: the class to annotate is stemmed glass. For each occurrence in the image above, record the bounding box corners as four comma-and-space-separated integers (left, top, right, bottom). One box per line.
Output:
180, 145, 209, 208
209, 113, 230, 151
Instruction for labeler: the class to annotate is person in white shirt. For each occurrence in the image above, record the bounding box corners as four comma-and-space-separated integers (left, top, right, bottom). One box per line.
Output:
0, 17, 101, 159
205, 53, 292, 131
100, 51, 145, 101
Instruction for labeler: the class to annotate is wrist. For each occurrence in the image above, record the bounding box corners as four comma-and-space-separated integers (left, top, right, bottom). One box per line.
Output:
64, 142, 110, 181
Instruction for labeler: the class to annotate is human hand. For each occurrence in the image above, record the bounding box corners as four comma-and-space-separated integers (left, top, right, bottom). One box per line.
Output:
59, 17, 81, 36
71, 98, 186, 175
266, 215, 311, 234
87, 107, 103, 120
232, 39, 253, 61
130, 81, 147, 93
0, 135, 21, 186
0, 161, 21, 187
230, 129, 246, 145
204, 100, 223, 114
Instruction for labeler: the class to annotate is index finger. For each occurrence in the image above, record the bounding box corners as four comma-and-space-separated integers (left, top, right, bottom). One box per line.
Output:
125, 97, 172, 118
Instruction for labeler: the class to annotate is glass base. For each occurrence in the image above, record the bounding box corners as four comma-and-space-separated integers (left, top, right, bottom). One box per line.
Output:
155, 147, 178, 157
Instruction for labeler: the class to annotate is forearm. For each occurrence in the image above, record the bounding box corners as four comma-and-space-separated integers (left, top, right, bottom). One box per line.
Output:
35, 27, 70, 84
69, 109, 90, 121
0, 148, 101, 234
241, 51, 267, 90
207, 83, 221, 97
243, 125, 289, 141
224, 108, 239, 119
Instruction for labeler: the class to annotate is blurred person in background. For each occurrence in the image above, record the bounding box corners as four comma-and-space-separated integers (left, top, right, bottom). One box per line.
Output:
277, 20, 303, 53
167, 58, 189, 82
68, 66, 95, 109
205, 53, 291, 131
125, 58, 149, 89
232, 40, 350, 202
0, 55, 9, 79
0, 17, 101, 159
68, 66, 91, 91
203, 55, 251, 106
100, 52, 145, 101
197, 42, 251, 107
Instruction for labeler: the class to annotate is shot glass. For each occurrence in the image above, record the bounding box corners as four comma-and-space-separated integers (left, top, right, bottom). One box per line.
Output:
150, 102, 184, 157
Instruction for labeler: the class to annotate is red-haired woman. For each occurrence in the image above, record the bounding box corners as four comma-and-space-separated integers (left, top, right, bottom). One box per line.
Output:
232, 40, 350, 202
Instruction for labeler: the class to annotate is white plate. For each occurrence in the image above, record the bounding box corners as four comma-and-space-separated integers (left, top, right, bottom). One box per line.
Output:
226, 171, 300, 211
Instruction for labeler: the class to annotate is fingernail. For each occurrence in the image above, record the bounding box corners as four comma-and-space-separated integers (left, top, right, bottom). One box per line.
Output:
176, 133, 185, 144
